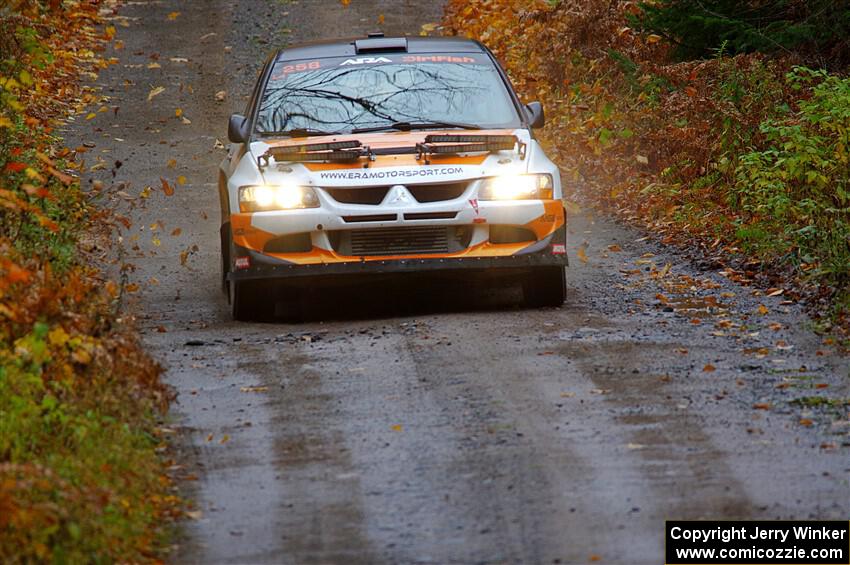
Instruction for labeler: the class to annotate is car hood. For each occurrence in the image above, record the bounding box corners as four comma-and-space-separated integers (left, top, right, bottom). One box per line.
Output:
248, 129, 533, 188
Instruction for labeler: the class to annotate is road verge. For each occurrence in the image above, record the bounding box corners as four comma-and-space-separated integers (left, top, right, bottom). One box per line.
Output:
0, 1, 179, 561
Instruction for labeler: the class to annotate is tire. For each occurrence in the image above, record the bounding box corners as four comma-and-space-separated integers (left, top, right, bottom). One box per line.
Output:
522, 266, 566, 308
230, 279, 265, 322
220, 224, 231, 296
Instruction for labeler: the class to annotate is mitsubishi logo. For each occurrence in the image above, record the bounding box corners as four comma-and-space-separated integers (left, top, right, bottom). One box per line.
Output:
386, 185, 413, 206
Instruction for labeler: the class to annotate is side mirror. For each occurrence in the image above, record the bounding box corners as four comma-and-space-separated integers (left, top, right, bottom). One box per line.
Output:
525, 101, 545, 129
228, 114, 249, 143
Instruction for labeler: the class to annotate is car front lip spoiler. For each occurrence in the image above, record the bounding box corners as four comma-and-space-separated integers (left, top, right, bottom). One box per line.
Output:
227, 248, 567, 282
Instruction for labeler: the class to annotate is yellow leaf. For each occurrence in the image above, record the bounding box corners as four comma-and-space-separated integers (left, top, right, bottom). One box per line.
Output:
85, 113, 97, 120
105, 25, 117, 39
219, 434, 230, 444
0, 116, 13, 128
340, 0, 351, 5
175, 108, 183, 117
125, 283, 139, 293
757, 304, 769, 315
646, 34, 662, 44
167, 11, 181, 20
147, 86, 165, 101
152, 236, 161, 247
48, 327, 70, 347
167, 159, 177, 168
177, 175, 187, 185
378, 14, 385, 24
391, 424, 403, 432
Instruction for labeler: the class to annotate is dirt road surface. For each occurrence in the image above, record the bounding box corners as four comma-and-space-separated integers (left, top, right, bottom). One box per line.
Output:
70, 0, 850, 563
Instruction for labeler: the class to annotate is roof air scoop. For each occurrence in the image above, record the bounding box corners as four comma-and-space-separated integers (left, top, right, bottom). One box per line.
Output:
354, 36, 407, 54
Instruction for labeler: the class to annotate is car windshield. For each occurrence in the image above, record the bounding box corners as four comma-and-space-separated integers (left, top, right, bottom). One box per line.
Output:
256, 53, 522, 135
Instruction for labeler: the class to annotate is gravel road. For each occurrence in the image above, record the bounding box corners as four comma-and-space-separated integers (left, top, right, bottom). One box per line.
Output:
70, 0, 850, 563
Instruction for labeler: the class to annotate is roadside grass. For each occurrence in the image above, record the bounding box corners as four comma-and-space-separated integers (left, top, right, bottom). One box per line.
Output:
443, 0, 850, 333
1, 2, 179, 561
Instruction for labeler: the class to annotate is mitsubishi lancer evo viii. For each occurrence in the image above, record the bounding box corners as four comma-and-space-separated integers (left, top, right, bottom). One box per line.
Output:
219, 34, 568, 321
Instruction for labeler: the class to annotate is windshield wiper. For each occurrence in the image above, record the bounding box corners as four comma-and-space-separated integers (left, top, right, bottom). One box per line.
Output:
352, 121, 481, 134
258, 128, 342, 138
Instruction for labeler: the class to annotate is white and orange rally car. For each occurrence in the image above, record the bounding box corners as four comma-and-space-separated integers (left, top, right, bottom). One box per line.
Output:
219, 34, 567, 320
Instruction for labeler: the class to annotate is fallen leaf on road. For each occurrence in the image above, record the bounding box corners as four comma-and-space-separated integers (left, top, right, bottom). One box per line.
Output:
177, 175, 187, 185
607, 244, 622, 252
577, 246, 588, 263
702, 364, 716, 372
219, 435, 230, 444
239, 386, 268, 393
799, 418, 814, 427
590, 388, 610, 395
167, 11, 180, 20
757, 304, 769, 315
753, 402, 771, 410
185, 510, 203, 520
125, 283, 139, 293
147, 86, 165, 101
391, 424, 403, 432
160, 177, 174, 196
215, 90, 227, 102
171, 227, 182, 236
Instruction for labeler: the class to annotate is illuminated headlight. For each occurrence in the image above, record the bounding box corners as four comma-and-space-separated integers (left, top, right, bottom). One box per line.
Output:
238, 184, 319, 212
478, 174, 554, 200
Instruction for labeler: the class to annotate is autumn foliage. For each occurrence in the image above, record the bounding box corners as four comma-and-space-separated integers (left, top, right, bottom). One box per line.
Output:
444, 0, 850, 331
1, 1, 178, 561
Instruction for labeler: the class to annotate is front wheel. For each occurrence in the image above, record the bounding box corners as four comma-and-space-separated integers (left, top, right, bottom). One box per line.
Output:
522, 266, 566, 308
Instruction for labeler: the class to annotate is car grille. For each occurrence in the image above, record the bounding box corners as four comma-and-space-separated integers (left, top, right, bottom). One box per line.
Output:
330, 226, 472, 257
408, 182, 467, 203
324, 186, 389, 205
322, 182, 468, 205
351, 227, 448, 256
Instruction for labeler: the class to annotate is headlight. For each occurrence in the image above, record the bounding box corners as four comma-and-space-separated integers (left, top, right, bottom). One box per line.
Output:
238, 184, 319, 212
478, 174, 554, 200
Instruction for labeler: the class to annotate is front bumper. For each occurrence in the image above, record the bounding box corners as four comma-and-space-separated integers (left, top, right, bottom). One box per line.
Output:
228, 224, 567, 282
